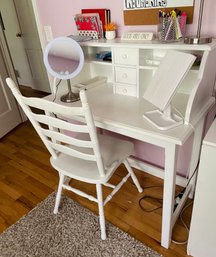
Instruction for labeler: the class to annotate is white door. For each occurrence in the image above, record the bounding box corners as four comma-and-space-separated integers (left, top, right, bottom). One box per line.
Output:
0, 0, 50, 92
0, 46, 22, 138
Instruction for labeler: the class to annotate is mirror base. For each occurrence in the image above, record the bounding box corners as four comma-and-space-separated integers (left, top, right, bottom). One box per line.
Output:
60, 92, 80, 103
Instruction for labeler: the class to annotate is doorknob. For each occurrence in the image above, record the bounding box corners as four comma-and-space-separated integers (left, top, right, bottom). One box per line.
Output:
16, 33, 22, 37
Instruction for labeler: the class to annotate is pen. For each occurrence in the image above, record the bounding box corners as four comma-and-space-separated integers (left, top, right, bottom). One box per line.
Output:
180, 12, 187, 36
164, 17, 174, 40
171, 10, 182, 39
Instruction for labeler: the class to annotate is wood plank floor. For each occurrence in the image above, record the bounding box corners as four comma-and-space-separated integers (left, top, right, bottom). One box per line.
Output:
0, 121, 193, 257
0, 86, 193, 257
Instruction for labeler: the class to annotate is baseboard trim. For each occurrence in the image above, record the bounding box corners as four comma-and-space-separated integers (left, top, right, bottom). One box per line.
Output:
128, 157, 187, 187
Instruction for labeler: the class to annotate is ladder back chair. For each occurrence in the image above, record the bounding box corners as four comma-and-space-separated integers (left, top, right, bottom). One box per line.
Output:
6, 77, 143, 240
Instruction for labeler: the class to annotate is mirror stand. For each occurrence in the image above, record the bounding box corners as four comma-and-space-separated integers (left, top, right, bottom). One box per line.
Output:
60, 79, 80, 103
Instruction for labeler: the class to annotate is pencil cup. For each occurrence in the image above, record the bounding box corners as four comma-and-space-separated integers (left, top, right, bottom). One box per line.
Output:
158, 16, 187, 42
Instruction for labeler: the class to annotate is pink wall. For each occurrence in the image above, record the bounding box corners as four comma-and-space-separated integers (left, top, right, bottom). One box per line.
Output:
37, 0, 216, 38
36, 0, 216, 176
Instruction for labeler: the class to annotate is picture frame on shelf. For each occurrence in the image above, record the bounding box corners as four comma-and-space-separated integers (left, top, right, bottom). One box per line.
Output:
121, 31, 154, 41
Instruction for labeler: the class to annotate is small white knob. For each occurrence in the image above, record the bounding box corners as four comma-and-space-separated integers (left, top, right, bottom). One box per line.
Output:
122, 73, 127, 79
122, 54, 128, 59
123, 88, 127, 94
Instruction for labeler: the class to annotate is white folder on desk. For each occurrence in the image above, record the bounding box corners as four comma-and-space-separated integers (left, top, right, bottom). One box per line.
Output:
143, 51, 196, 111
143, 51, 196, 130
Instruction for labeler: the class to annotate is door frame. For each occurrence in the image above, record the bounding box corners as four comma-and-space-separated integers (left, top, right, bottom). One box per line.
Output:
31, 0, 52, 87
31, 0, 46, 51
1, 0, 51, 92
0, 23, 17, 84
0, 24, 25, 121
0, 0, 51, 121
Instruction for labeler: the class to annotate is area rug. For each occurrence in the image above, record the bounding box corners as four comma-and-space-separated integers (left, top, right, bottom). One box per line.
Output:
0, 192, 162, 257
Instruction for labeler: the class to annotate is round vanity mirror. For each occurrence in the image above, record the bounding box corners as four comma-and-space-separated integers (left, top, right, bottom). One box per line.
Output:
44, 37, 84, 102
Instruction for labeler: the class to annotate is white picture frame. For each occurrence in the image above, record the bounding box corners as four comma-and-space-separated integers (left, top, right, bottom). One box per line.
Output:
123, 0, 194, 10
121, 32, 154, 41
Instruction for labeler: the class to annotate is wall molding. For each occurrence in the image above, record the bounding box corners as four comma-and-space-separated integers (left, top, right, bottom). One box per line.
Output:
129, 157, 187, 187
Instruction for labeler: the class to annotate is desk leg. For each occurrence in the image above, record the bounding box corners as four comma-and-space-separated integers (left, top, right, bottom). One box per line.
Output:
161, 144, 178, 249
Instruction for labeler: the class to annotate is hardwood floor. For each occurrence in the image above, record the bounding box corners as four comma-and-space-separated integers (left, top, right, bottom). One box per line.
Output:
19, 85, 50, 98
0, 86, 193, 257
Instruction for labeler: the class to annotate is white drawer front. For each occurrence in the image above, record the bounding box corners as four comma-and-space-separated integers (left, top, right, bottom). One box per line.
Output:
114, 48, 138, 66
115, 84, 137, 97
115, 67, 136, 85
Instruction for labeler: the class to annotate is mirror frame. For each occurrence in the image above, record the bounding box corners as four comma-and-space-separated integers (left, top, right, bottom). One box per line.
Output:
43, 36, 84, 80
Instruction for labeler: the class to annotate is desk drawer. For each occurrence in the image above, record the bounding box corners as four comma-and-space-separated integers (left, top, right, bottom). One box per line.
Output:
115, 84, 137, 97
115, 67, 136, 85
114, 48, 138, 66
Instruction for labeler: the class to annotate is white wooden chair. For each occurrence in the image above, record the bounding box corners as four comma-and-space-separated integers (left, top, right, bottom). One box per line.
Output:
6, 77, 143, 240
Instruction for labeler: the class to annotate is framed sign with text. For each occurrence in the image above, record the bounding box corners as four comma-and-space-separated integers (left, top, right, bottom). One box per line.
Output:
123, 0, 195, 25
121, 31, 154, 41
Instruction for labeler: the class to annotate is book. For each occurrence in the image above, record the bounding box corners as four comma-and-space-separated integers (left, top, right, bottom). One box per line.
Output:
106, 9, 111, 24
74, 13, 102, 39
68, 35, 92, 42
95, 51, 111, 60
81, 13, 103, 38
81, 9, 110, 35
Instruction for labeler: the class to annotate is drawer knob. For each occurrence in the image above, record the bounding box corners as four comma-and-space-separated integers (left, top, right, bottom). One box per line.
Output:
123, 88, 127, 94
122, 73, 127, 79
122, 54, 128, 59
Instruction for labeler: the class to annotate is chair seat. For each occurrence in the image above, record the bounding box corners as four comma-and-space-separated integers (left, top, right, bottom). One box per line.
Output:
50, 134, 134, 184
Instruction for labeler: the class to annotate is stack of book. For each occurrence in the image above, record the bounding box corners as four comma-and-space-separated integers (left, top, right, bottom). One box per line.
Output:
74, 9, 110, 39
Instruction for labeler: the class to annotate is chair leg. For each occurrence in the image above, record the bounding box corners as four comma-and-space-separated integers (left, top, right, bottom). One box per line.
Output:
54, 173, 65, 214
124, 159, 143, 193
96, 184, 106, 240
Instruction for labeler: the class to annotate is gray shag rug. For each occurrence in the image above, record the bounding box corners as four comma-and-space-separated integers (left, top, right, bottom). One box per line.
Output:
0, 192, 163, 257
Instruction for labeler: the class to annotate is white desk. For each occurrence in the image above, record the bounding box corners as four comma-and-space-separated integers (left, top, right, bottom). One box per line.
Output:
45, 38, 216, 248
47, 84, 215, 248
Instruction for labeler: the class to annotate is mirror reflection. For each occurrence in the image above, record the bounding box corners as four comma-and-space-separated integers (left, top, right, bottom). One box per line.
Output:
48, 41, 80, 75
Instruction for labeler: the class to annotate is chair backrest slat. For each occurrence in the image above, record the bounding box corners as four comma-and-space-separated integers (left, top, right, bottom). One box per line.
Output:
32, 113, 89, 133
39, 128, 93, 148
48, 141, 96, 161
6, 77, 106, 177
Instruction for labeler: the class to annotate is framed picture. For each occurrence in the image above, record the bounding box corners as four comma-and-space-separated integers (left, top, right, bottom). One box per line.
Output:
123, 0, 195, 25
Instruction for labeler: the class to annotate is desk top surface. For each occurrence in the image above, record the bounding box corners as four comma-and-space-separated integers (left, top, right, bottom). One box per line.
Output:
80, 38, 216, 51
46, 85, 198, 147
